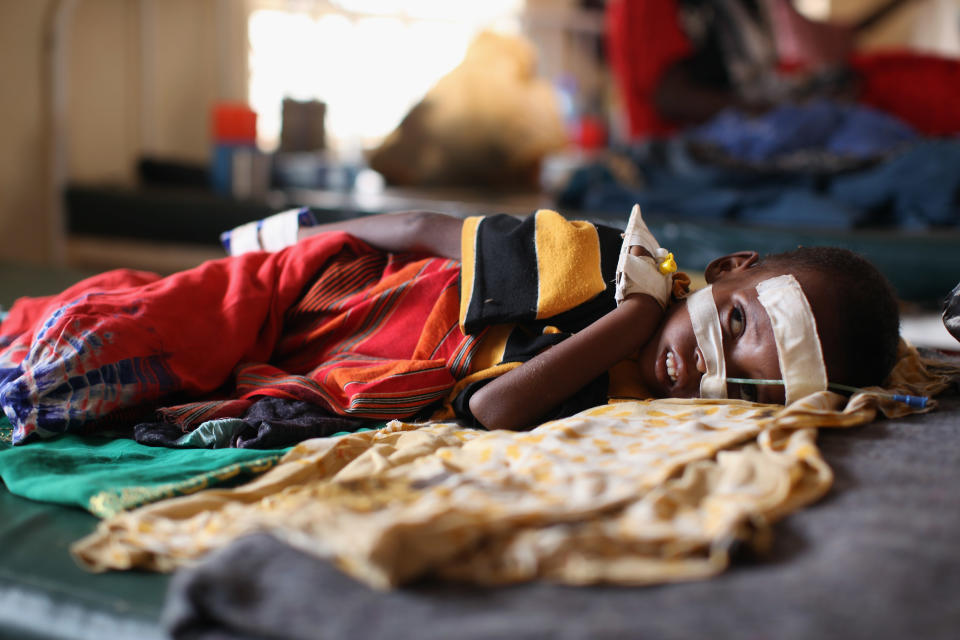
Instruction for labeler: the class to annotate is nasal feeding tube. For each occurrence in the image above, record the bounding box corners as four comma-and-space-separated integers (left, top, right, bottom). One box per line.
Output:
725, 377, 929, 409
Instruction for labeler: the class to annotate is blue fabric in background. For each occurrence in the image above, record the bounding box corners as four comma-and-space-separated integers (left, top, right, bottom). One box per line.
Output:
690, 100, 917, 163
561, 143, 871, 228
560, 101, 959, 230
827, 141, 960, 229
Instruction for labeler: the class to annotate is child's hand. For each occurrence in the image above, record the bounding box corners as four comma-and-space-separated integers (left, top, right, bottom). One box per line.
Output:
615, 205, 676, 308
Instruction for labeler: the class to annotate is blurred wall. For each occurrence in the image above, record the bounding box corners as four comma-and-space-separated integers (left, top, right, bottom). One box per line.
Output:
0, 1, 54, 264
0, 0, 245, 265
835, 0, 940, 50
0, 0, 947, 266
69, 0, 247, 182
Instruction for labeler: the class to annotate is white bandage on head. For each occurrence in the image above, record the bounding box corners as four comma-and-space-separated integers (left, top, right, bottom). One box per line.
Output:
755, 274, 828, 404
687, 274, 827, 404
686, 285, 727, 399
615, 205, 674, 309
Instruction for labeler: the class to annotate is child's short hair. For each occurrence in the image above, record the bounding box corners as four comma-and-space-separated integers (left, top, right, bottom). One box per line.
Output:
759, 247, 901, 388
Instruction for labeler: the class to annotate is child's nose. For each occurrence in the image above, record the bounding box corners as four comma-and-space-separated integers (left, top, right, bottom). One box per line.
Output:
694, 347, 707, 374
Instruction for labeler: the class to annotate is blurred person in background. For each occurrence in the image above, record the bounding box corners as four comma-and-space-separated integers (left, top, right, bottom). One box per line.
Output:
607, 0, 960, 138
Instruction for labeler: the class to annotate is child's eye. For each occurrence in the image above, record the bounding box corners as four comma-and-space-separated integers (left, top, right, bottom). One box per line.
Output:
730, 306, 745, 337
739, 383, 758, 402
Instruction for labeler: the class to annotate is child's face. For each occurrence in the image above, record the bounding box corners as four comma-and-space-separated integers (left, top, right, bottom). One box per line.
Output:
636, 254, 833, 404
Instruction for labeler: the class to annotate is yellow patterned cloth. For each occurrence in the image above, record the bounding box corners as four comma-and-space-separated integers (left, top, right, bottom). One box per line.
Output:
72, 344, 958, 588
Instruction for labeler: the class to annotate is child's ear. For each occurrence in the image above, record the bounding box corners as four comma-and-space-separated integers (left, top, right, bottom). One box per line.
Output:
704, 251, 759, 283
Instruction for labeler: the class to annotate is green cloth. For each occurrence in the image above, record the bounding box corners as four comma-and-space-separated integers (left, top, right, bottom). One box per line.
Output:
0, 415, 287, 518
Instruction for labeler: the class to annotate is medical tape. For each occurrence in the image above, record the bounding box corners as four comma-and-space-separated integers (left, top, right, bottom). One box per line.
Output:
259, 208, 304, 252
227, 220, 263, 256
755, 274, 828, 404
616, 255, 673, 308
615, 204, 673, 308
686, 285, 727, 398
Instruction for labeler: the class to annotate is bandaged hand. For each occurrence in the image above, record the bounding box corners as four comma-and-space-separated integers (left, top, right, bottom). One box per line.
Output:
614, 204, 676, 309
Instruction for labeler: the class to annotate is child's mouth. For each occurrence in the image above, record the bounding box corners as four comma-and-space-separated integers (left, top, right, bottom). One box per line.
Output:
665, 349, 679, 385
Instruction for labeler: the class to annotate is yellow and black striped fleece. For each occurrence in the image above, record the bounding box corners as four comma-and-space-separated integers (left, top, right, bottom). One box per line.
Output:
449, 209, 649, 423
460, 209, 621, 334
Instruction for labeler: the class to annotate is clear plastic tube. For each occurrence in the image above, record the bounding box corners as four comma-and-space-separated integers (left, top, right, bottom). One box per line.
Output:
724, 378, 928, 409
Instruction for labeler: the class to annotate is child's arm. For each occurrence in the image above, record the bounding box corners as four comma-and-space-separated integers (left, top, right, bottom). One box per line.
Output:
297, 211, 462, 260
469, 292, 662, 430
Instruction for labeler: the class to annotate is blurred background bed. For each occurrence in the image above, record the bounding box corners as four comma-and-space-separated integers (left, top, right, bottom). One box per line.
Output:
2, 0, 959, 638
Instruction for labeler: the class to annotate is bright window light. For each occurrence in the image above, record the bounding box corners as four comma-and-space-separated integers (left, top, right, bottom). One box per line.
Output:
793, 0, 831, 21
247, 1, 524, 153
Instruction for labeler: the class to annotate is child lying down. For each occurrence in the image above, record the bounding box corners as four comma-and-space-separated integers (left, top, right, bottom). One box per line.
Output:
0, 206, 901, 446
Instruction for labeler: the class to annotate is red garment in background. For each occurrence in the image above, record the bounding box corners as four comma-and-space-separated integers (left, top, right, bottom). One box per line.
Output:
606, 0, 691, 138
851, 51, 960, 136
607, 0, 960, 139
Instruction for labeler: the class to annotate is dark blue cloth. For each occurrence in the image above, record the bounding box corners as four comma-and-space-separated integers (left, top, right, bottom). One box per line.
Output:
690, 101, 917, 164
561, 141, 868, 228
560, 133, 960, 230
134, 397, 365, 449
827, 141, 960, 229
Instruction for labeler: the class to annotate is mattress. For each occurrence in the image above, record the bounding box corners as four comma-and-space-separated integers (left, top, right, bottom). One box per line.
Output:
2, 392, 958, 639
